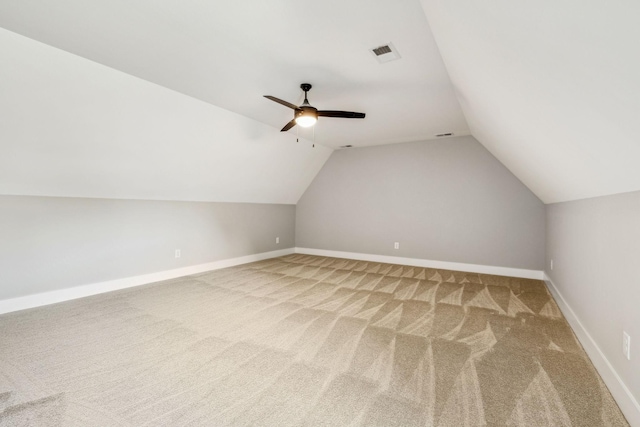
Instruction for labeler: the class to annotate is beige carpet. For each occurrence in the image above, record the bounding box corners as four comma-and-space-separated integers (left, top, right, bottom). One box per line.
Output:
0, 254, 629, 426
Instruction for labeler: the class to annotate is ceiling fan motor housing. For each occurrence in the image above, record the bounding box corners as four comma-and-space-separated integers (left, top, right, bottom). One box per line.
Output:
296, 106, 318, 118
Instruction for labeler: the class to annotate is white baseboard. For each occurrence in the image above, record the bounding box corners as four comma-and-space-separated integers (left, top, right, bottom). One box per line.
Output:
544, 273, 640, 426
294, 247, 544, 280
0, 248, 295, 316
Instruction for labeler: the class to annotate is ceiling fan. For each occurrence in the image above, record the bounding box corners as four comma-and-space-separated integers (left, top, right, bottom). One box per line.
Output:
264, 83, 366, 131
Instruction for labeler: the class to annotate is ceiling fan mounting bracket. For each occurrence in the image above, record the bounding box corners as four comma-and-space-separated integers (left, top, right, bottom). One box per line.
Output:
300, 83, 312, 92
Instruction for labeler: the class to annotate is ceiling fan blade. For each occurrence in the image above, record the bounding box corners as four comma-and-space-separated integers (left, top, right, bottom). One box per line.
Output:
318, 110, 366, 119
280, 119, 297, 132
264, 95, 298, 110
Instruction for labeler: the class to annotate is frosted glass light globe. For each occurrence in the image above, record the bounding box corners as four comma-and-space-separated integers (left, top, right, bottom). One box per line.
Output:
295, 115, 317, 127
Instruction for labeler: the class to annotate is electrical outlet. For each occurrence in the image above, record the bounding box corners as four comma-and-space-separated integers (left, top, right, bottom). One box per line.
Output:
550, 259, 554, 270
394, 242, 399, 250
623, 331, 631, 360
175, 249, 181, 259
276, 237, 279, 244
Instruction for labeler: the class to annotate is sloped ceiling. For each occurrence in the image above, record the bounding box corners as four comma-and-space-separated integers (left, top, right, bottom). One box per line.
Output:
2, 1, 638, 204
0, 0, 468, 148
0, 0, 470, 205
420, 0, 640, 203
0, 28, 331, 204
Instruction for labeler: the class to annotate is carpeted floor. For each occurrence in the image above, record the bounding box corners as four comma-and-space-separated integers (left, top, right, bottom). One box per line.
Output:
0, 254, 629, 426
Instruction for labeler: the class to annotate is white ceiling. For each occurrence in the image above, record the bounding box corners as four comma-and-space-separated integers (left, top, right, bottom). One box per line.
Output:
420, 0, 640, 203
0, 28, 332, 204
0, 0, 469, 148
2, 0, 640, 204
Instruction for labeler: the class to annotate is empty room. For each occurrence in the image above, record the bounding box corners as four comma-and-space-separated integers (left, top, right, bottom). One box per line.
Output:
0, 1, 638, 426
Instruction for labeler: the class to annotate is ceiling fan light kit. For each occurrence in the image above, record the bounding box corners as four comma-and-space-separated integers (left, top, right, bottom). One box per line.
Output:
295, 113, 316, 130
264, 83, 365, 132
295, 114, 317, 128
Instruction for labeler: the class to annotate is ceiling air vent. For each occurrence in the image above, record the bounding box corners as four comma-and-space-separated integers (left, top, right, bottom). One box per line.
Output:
435, 132, 454, 137
370, 43, 401, 63
372, 46, 391, 56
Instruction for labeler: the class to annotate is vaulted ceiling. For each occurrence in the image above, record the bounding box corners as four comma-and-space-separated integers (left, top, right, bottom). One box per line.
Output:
419, 0, 640, 203
0, 0, 468, 148
1, 0, 638, 204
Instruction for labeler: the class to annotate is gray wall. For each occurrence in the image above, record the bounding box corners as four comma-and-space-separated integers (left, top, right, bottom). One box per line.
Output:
296, 136, 545, 270
546, 191, 640, 403
0, 195, 295, 300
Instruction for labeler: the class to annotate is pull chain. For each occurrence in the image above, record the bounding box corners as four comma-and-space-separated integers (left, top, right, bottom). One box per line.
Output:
312, 124, 315, 148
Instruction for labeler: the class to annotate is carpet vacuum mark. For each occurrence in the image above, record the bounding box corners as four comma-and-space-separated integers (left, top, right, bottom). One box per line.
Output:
0, 255, 629, 426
